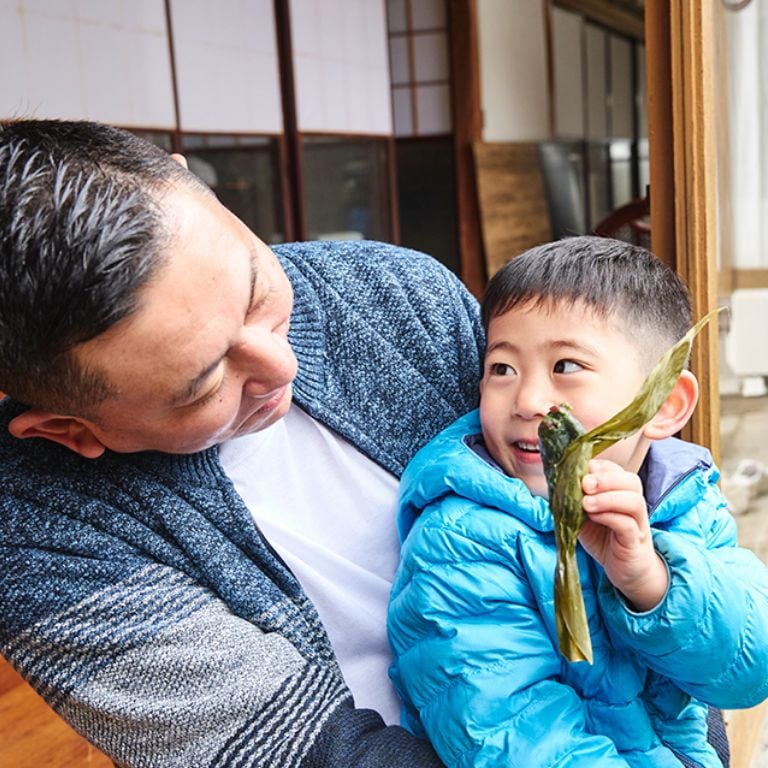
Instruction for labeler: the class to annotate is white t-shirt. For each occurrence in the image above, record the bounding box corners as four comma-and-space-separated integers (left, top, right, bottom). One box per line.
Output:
218, 405, 403, 725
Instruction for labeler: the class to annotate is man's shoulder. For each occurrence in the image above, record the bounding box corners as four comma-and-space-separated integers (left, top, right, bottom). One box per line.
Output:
273, 240, 456, 295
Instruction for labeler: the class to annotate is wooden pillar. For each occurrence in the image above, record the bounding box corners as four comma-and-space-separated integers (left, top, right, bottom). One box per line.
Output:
644, 0, 720, 459
448, 0, 486, 298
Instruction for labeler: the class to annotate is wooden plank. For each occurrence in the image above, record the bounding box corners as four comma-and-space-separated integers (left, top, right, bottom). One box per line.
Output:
472, 142, 552, 278
0, 657, 24, 696
668, 0, 720, 461
0, 669, 112, 767
725, 702, 768, 768
554, 0, 645, 40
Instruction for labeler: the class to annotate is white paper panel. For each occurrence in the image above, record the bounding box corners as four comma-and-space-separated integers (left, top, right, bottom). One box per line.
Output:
386, 0, 407, 34
415, 83, 451, 135
0, 0, 175, 127
291, 0, 392, 134
170, 0, 282, 133
551, 6, 584, 138
410, 0, 445, 31
389, 36, 410, 85
392, 86, 413, 135
413, 32, 448, 82
477, 0, 549, 142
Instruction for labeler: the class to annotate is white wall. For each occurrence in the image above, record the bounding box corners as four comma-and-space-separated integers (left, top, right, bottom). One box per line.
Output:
477, 0, 550, 141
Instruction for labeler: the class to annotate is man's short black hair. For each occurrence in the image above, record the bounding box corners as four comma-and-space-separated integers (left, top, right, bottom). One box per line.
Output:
0, 119, 208, 414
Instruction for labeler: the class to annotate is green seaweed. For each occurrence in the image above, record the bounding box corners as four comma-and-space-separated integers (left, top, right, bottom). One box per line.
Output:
537, 308, 722, 664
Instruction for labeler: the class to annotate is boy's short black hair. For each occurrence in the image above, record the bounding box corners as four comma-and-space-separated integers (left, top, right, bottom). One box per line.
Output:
481, 236, 692, 369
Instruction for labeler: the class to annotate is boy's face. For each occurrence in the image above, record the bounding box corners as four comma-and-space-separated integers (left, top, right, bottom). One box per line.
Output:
479, 299, 651, 497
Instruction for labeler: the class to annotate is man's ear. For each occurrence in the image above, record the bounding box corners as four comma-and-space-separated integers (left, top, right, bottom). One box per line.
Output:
170, 153, 189, 169
642, 369, 699, 441
8, 410, 107, 459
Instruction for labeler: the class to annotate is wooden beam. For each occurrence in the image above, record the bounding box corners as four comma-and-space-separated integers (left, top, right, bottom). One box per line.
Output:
448, 0, 487, 298
645, 0, 720, 459
669, 0, 720, 459
554, 0, 645, 40
644, 0, 675, 270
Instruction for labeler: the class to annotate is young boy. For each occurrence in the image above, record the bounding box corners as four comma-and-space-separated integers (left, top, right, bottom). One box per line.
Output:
387, 236, 768, 768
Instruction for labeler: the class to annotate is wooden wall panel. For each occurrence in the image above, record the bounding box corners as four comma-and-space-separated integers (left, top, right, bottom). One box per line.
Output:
472, 142, 552, 278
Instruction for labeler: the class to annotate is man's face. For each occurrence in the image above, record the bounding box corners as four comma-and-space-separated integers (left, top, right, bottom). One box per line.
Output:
479, 299, 651, 497
74, 182, 297, 454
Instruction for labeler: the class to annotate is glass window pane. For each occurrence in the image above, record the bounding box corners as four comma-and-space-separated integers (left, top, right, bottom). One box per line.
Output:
129, 129, 174, 153
552, 7, 585, 138
181, 134, 285, 245
539, 140, 587, 238
610, 34, 634, 138
609, 139, 634, 208
395, 137, 459, 273
636, 43, 647, 140
586, 24, 608, 139
301, 138, 391, 242
586, 140, 611, 229
392, 87, 414, 136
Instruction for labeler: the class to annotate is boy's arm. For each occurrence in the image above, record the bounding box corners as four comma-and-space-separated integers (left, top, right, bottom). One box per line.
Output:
388, 505, 630, 768
597, 466, 768, 710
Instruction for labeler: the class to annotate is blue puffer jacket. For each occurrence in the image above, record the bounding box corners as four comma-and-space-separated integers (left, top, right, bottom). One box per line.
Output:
388, 410, 768, 768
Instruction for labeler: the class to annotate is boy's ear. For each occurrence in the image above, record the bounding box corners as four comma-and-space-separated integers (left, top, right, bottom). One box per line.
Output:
8, 409, 107, 459
642, 370, 699, 441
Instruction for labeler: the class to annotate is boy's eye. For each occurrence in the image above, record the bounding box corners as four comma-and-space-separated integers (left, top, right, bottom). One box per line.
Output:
554, 359, 582, 374
490, 362, 515, 376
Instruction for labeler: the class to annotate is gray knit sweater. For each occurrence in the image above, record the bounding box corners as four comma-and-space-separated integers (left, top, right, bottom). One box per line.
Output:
0, 240, 485, 767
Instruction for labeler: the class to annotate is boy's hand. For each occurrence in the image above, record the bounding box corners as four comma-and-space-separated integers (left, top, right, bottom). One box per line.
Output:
578, 458, 668, 612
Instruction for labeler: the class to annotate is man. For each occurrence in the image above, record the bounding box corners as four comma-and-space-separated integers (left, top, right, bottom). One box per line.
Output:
0, 120, 484, 766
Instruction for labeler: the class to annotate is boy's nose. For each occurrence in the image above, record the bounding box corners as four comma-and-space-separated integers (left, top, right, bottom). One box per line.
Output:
513, 379, 553, 419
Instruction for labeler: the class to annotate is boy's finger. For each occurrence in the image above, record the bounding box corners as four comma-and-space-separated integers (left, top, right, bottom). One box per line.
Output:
582, 468, 643, 495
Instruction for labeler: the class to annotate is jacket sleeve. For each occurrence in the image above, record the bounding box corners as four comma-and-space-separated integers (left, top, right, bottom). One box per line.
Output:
388, 501, 630, 768
598, 467, 768, 710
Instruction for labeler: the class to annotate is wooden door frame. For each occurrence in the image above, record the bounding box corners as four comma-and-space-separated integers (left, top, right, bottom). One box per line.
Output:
645, 0, 720, 459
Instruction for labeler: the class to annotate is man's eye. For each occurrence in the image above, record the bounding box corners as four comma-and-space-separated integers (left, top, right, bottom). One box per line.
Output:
554, 359, 582, 374
490, 362, 515, 376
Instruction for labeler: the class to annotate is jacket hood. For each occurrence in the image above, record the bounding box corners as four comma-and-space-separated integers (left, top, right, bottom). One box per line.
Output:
397, 410, 552, 540
641, 437, 717, 522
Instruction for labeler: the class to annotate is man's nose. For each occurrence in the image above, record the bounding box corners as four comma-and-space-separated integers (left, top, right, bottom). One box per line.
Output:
234, 326, 297, 397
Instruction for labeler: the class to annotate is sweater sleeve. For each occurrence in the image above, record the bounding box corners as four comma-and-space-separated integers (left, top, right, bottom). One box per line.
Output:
1, 532, 443, 768
388, 502, 630, 768
0, 427, 445, 768
598, 470, 768, 710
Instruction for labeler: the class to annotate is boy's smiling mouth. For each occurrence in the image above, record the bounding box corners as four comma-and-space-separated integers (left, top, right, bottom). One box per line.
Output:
513, 439, 541, 454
